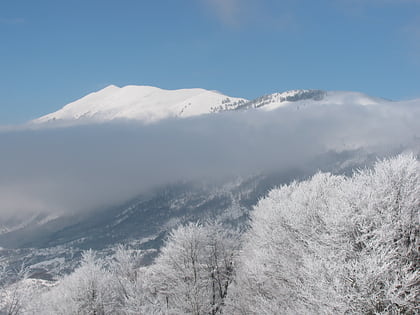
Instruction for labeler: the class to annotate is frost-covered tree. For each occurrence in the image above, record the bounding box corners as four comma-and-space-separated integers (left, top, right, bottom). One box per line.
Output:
28, 247, 151, 315
344, 154, 420, 314
225, 153, 419, 315
148, 222, 239, 315
107, 245, 151, 314
224, 173, 350, 314
36, 250, 116, 315
108, 245, 140, 312
0, 263, 32, 315
0, 263, 9, 313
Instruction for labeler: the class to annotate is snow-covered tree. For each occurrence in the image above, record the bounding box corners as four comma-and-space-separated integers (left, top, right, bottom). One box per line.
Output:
224, 173, 349, 314
148, 222, 239, 315
224, 153, 419, 315
344, 153, 420, 314
107, 245, 151, 314
36, 250, 116, 315
0, 263, 32, 315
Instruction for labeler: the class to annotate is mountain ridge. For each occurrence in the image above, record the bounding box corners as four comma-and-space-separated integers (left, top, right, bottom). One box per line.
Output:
32, 85, 393, 126
33, 85, 247, 124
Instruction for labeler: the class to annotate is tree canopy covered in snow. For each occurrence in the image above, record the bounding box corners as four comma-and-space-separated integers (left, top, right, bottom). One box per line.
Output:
225, 153, 419, 315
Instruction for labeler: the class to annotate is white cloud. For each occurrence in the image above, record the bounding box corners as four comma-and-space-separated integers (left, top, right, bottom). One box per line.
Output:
201, 0, 249, 26
200, 0, 297, 30
0, 100, 418, 219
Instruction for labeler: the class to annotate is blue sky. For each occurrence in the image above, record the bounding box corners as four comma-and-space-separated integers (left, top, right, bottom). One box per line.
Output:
0, 0, 419, 124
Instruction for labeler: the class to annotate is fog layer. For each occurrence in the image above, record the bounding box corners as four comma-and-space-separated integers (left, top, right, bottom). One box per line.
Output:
0, 102, 419, 217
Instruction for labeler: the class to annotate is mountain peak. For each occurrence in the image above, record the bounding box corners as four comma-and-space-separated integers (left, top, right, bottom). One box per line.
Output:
31, 86, 391, 126
33, 85, 247, 125
102, 84, 120, 90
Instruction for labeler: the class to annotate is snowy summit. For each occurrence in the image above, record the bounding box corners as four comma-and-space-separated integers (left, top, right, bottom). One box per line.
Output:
33, 85, 247, 124
32, 85, 390, 126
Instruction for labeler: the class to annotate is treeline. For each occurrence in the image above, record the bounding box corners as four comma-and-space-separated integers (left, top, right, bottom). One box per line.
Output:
1, 154, 418, 314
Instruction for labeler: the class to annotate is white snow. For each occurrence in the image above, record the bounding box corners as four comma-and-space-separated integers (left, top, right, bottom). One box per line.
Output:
259, 90, 388, 111
32, 86, 395, 126
0, 214, 59, 236
33, 85, 247, 124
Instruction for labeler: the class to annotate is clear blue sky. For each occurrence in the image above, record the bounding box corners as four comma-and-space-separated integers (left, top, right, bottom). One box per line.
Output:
1, 0, 419, 124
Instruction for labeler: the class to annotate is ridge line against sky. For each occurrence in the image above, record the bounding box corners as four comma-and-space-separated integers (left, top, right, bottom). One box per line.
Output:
1, 0, 419, 124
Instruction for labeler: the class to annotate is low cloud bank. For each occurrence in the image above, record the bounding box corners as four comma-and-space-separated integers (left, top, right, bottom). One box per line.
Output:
0, 102, 419, 217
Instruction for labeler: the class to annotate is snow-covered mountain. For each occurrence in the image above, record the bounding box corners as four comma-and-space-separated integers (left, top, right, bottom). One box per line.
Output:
32, 85, 390, 125
0, 213, 59, 236
33, 85, 247, 124
237, 89, 388, 111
